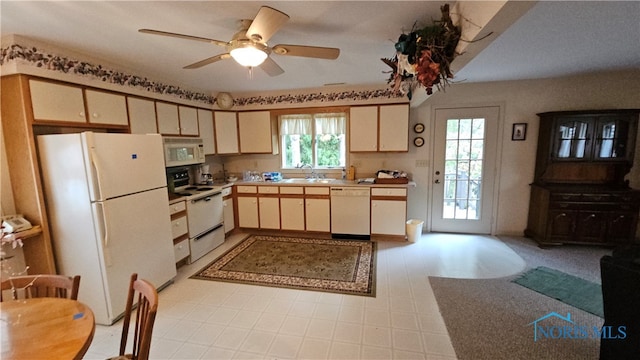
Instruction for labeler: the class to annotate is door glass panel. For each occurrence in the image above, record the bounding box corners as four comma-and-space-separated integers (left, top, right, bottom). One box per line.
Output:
555, 120, 589, 158
442, 118, 485, 220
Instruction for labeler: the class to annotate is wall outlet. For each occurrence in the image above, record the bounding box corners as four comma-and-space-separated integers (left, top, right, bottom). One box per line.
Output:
415, 159, 429, 167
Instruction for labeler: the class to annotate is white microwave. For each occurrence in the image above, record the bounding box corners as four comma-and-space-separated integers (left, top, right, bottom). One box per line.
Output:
163, 137, 205, 167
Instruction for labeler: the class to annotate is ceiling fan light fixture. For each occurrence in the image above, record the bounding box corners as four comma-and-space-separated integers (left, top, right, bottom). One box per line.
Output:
230, 46, 268, 67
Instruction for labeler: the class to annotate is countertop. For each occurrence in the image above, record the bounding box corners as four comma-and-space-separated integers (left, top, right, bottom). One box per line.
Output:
168, 179, 414, 203
233, 179, 415, 188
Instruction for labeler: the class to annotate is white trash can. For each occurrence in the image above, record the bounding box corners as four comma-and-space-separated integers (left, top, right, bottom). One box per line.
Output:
406, 219, 424, 243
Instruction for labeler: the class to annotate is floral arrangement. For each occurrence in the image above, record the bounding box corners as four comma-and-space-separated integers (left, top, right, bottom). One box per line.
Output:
383, 4, 461, 98
1, 225, 25, 278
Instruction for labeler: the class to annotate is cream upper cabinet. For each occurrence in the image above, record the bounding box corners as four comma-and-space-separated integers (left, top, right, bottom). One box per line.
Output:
85, 90, 128, 126
198, 109, 215, 155
238, 111, 273, 153
29, 79, 86, 123
379, 104, 409, 152
156, 102, 180, 135
349, 106, 378, 152
214, 111, 239, 154
349, 104, 409, 152
178, 106, 199, 136
127, 97, 158, 134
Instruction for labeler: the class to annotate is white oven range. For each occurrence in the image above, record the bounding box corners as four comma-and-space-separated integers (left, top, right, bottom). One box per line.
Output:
171, 170, 224, 263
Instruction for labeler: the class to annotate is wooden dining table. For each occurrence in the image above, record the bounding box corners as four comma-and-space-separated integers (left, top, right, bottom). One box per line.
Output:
1, 297, 95, 359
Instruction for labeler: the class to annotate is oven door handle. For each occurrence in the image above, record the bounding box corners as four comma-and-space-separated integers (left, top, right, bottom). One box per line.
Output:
191, 192, 222, 203
194, 224, 224, 240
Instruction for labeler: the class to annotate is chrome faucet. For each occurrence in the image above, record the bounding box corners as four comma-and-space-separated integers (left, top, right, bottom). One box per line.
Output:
299, 164, 316, 178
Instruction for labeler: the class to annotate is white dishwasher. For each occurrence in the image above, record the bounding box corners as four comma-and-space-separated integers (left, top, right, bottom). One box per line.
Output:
330, 187, 371, 240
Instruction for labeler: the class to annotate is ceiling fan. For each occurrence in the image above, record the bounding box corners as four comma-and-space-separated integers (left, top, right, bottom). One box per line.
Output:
139, 6, 340, 76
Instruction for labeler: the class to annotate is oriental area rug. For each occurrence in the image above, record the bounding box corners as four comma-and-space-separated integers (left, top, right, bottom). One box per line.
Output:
191, 235, 376, 297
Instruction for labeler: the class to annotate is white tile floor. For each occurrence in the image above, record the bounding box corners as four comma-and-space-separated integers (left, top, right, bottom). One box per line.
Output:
84, 232, 525, 359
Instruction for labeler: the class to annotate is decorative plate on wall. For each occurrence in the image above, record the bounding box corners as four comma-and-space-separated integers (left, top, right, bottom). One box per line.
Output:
414, 137, 424, 147
414, 123, 425, 133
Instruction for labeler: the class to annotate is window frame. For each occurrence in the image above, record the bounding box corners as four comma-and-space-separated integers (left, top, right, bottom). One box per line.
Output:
275, 106, 349, 173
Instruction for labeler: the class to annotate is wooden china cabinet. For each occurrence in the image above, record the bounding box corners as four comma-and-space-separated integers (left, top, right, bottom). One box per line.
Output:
525, 109, 640, 246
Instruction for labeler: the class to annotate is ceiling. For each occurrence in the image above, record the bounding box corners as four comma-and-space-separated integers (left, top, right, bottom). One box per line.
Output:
1, 1, 639, 95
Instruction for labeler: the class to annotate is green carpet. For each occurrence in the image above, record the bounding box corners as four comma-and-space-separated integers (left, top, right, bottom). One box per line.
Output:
512, 266, 603, 318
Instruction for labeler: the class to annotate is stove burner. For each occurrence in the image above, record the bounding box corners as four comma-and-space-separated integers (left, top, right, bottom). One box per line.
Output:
197, 187, 213, 191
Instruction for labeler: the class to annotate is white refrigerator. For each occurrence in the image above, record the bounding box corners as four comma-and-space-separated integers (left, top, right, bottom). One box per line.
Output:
38, 132, 177, 325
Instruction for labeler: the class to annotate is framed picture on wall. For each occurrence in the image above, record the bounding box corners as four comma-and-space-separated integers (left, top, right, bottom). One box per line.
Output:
512, 123, 527, 141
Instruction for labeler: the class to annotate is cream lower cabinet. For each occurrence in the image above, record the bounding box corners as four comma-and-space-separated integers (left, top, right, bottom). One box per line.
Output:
305, 198, 330, 232
237, 196, 259, 228
237, 185, 258, 228
371, 188, 407, 236
258, 186, 280, 229
305, 187, 331, 232
169, 200, 190, 263
280, 187, 305, 231
259, 197, 280, 229
222, 187, 235, 234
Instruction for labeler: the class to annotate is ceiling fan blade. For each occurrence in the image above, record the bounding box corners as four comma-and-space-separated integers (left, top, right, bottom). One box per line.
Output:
272, 44, 340, 60
260, 57, 285, 77
183, 53, 231, 69
139, 29, 228, 47
246, 6, 289, 43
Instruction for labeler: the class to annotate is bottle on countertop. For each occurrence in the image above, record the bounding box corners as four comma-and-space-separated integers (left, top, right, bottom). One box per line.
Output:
347, 165, 356, 181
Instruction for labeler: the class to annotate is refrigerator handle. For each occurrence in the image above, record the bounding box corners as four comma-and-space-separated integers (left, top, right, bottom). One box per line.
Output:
94, 202, 112, 267
88, 147, 104, 201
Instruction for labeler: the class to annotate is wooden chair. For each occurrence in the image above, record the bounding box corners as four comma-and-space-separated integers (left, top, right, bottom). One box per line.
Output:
0, 274, 80, 301
109, 273, 159, 360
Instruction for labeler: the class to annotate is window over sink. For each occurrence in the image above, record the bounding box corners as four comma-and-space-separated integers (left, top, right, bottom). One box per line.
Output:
279, 112, 346, 169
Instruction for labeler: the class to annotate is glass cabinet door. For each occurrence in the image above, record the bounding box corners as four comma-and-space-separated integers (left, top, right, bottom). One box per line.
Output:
593, 116, 632, 161
552, 118, 592, 160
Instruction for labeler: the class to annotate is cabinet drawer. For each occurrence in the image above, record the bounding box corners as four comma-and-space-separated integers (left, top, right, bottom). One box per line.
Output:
611, 193, 640, 204
173, 239, 190, 263
237, 185, 257, 194
280, 186, 304, 195
581, 194, 612, 202
258, 186, 279, 194
171, 215, 188, 239
550, 193, 582, 202
169, 201, 186, 215
371, 188, 406, 197
221, 187, 233, 197
305, 187, 330, 195
549, 202, 585, 210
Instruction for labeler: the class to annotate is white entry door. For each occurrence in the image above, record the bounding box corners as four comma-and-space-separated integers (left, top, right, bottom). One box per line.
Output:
431, 106, 500, 234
